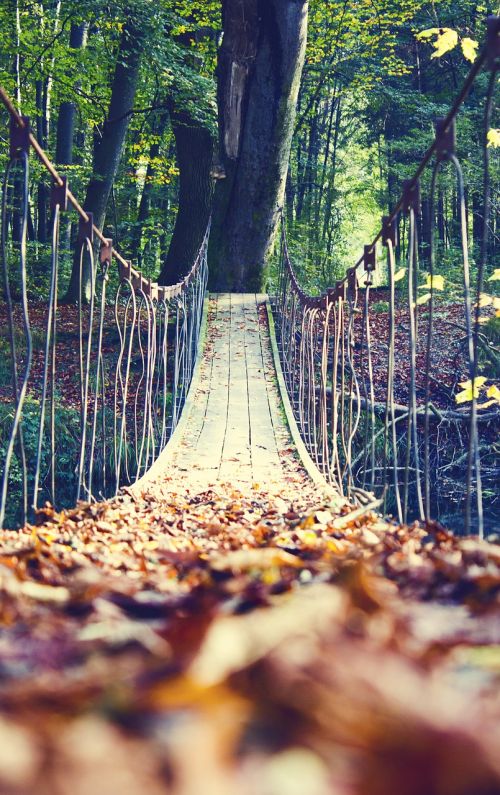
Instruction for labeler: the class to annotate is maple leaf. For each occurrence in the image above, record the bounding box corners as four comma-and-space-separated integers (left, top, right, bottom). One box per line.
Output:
487, 129, 500, 148
455, 376, 487, 404
428, 28, 459, 59
461, 37, 478, 62
416, 28, 441, 41
415, 292, 432, 306
393, 268, 406, 283
486, 384, 500, 405
487, 268, 500, 281
422, 274, 445, 291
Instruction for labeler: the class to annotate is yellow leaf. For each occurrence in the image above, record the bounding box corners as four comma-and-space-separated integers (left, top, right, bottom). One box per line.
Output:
487, 268, 500, 281
296, 529, 321, 546
431, 29, 459, 58
393, 267, 406, 283
416, 28, 441, 41
459, 376, 487, 389
486, 384, 500, 405
487, 129, 500, 148
476, 293, 493, 308
416, 292, 432, 306
455, 376, 487, 404
461, 37, 478, 62
476, 400, 496, 409
422, 274, 445, 290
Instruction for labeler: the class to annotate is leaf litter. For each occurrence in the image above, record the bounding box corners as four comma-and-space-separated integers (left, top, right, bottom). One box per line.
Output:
0, 473, 499, 795
0, 297, 499, 793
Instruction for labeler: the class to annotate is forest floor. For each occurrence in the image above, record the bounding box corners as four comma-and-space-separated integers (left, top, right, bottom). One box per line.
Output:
1, 291, 498, 412
0, 295, 499, 795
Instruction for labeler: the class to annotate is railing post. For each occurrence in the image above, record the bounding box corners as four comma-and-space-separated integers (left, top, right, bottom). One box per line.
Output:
78, 213, 94, 243
100, 238, 113, 266
363, 245, 376, 273
9, 115, 30, 159
435, 117, 456, 160
382, 215, 397, 247
486, 15, 500, 68
402, 179, 420, 215
51, 176, 68, 211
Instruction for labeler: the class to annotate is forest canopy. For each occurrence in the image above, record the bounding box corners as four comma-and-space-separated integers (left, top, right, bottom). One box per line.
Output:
0, 0, 497, 293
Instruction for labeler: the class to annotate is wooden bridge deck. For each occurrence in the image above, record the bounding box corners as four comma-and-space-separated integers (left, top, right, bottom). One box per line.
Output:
167, 293, 288, 489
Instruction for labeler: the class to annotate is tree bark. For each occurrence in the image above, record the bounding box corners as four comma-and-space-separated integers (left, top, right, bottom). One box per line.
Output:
55, 23, 87, 166
35, 78, 48, 244
64, 17, 144, 302
131, 111, 168, 266
158, 102, 215, 285
209, 0, 309, 291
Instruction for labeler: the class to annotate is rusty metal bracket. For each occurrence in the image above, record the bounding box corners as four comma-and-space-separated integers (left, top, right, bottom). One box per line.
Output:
119, 260, 133, 282
435, 117, 455, 160
142, 278, 154, 299
402, 179, 420, 215
100, 239, 112, 281
347, 268, 358, 301
78, 213, 94, 244
486, 15, 500, 69
10, 116, 30, 159
382, 215, 397, 247
51, 177, 68, 212
100, 238, 113, 266
330, 281, 346, 302
142, 277, 158, 301
149, 279, 159, 302
364, 245, 376, 272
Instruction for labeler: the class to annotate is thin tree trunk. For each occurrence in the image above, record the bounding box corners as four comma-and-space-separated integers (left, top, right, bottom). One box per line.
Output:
64, 18, 144, 302
132, 111, 168, 265
36, 79, 48, 244
55, 23, 87, 165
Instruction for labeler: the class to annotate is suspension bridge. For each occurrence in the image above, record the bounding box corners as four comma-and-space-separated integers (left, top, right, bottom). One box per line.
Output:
0, 16, 499, 540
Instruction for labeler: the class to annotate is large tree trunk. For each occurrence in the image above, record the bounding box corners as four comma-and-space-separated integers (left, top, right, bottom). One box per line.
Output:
209, 0, 308, 291
64, 18, 144, 302
158, 102, 215, 285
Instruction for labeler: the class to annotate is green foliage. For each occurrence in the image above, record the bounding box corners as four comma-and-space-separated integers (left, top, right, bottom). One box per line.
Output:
0, 397, 82, 528
0, 0, 496, 301
285, 0, 498, 297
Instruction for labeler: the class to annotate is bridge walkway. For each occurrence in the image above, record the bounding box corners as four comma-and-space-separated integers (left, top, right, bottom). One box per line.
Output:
135, 293, 310, 498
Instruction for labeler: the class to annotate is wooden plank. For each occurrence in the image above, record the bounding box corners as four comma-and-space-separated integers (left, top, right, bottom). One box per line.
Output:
163, 293, 298, 490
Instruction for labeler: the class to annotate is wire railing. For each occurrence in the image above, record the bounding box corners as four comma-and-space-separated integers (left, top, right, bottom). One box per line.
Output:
274, 16, 500, 538
0, 87, 208, 529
